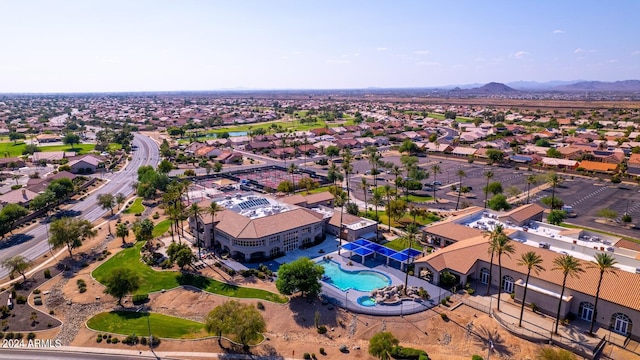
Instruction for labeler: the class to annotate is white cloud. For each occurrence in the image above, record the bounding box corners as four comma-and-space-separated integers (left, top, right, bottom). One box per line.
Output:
574, 48, 584, 54
632, 50, 640, 55
415, 61, 439, 67
553, 29, 565, 34
325, 59, 349, 64
376, 47, 388, 51
414, 50, 430, 55
514, 51, 529, 59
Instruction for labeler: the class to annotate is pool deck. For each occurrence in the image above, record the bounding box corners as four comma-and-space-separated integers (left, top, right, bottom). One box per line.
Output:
318, 252, 451, 316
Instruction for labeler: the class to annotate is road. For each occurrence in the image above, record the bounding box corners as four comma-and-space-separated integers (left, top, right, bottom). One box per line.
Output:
0, 133, 159, 278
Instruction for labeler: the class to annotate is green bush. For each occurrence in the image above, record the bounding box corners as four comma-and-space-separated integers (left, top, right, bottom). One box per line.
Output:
319, 347, 325, 355
440, 313, 449, 321
132, 294, 149, 305
111, 337, 119, 344
14, 333, 23, 340
440, 299, 447, 306
4, 332, 14, 340
33, 289, 41, 294
34, 297, 43, 306
15, 295, 27, 304
390, 346, 429, 359
303, 353, 311, 360
472, 355, 483, 360
466, 288, 475, 295
140, 337, 147, 346
27, 332, 36, 340
317, 325, 327, 334
256, 302, 265, 310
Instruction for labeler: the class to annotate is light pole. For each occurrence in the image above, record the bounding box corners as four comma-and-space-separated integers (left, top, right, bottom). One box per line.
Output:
345, 290, 349, 311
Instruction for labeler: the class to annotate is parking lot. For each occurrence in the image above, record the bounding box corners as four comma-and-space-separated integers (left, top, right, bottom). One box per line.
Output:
346, 155, 640, 239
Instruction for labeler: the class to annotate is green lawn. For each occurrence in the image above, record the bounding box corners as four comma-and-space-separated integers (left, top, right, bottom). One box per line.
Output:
152, 220, 171, 238
383, 238, 423, 251
305, 185, 333, 194
404, 194, 434, 203
124, 198, 145, 214
0, 142, 97, 157
87, 311, 207, 339
92, 242, 288, 303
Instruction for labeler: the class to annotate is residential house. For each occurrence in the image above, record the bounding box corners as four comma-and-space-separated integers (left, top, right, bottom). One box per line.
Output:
578, 160, 619, 174
0, 188, 38, 207
627, 153, 640, 177
68, 155, 104, 174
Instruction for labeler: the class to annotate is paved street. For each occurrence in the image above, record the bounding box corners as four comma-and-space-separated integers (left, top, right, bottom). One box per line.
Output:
0, 133, 160, 278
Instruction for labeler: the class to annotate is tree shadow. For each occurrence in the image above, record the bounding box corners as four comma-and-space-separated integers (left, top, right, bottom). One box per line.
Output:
471, 324, 513, 359
287, 296, 340, 329
0, 233, 34, 250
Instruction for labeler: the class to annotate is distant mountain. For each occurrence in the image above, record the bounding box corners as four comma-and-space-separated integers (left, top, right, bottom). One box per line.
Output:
507, 80, 584, 90
468, 82, 518, 93
553, 80, 640, 92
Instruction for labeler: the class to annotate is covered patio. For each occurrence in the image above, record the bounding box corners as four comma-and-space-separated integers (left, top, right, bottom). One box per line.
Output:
340, 238, 423, 270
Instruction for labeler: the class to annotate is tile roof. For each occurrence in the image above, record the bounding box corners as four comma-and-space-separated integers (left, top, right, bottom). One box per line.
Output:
498, 203, 545, 223
214, 208, 323, 239
416, 237, 640, 310
578, 160, 618, 172
422, 222, 484, 242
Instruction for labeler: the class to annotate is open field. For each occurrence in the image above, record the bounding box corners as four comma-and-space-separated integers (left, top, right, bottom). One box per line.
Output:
0, 142, 97, 157
152, 219, 172, 238
123, 198, 145, 214
92, 241, 288, 303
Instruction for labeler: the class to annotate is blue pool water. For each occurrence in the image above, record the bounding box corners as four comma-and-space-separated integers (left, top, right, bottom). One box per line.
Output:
357, 296, 376, 307
319, 260, 390, 292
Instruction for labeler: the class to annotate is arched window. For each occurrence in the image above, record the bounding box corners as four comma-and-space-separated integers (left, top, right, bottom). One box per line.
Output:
612, 313, 632, 335
502, 275, 514, 293
480, 268, 490, 284
579, 302, 594, 321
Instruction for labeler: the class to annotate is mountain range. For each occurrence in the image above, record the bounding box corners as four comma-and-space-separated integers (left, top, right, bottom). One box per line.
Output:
440, 80, 640, 93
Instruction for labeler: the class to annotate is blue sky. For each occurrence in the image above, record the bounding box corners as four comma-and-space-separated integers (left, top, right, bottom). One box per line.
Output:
0, 1, 638, 92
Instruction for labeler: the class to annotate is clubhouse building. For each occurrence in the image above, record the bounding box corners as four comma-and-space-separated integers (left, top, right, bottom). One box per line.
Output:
188, 191, 376, 262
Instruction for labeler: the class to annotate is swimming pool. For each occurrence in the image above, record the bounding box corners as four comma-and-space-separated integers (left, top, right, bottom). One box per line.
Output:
319, 260, 391, 292
357, 296, 376, 307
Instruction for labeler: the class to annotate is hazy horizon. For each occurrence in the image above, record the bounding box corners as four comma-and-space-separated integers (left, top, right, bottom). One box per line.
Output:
1, 1, 638, 93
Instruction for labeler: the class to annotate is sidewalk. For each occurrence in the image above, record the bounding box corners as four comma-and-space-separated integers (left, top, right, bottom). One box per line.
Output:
31, 346, 299, 360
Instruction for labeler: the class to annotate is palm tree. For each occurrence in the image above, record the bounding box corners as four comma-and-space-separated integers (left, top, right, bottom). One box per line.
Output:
548, 172, 561, 210
365, 147, 382, 188
526, 175, 538, 204
455, 169, 467, 210
552, 255, 584, 334
392, 165, 402, 200
403, 223, 420, 294
588, 253, 618, 335
408, 205, 426, 225
382, 184, 394, 231
332, 187, 348, 255
327, 163, 342, 186
517, 251, 545, 327
341, 148, 354, 200
431, 164, 441, 203
288, 163, 297, 194
207, 202, 223, 253
492, 227, 515, 311
483, 170, 494, 209
115, 223, 129, 245
358, 178, 369, 216
189, 203, 203, 259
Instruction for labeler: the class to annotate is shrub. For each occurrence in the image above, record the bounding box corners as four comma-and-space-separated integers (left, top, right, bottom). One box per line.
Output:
14, 333, 23, 340
152, 212, 160, 220
472, 355, 483, 360
96, 334, 103, 343
445, 296, 451, 302
319, 347, 326, 355
135, 213, 142, 217
15, 295, 27, 304
510, 292, 515, 300
256, 302, 265, 310
466, 288, 475, 295
440, 299, 447, 306
79, 288, 87, 293
149, 335, 160, 347
105, 338, 111, 344
303, 353, 311, 360
49, 310, 55, 315
390, 346, 429, 359
317, 325, 327, 334
27, 332, 35, 340
311, 354, 317, 360
4, 332, 14, 340
132, 294, 149, 305
34, 298, 43, 306
140, 337, 147, 346
440, 313, 449, 321
339, 344, 348, 353
111, 337, 119, 344
33, 289, 41, 294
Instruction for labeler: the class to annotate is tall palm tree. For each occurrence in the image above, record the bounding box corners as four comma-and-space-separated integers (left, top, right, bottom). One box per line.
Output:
341, 148, 354, 200
358, 178, 369, 215
548, 172, 561, 210
431, 164, 441, 203
588, 253, 618, 335
517, 251, 545, 327
455, 169, 467, 210
493, 228, 515, 311
288, 163, 297, 194
382, 184, 394, 231
189, 203, 203, 259
366, 147, 382, 188
327, 162, 340, 186
403, 223, 420, 294
392, 165, 402, 200
332, 187, 348, 255
483, 170, 494, 209
552, 255, 584, 334
207, 202, 223, 253
526, 175, 538, 204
